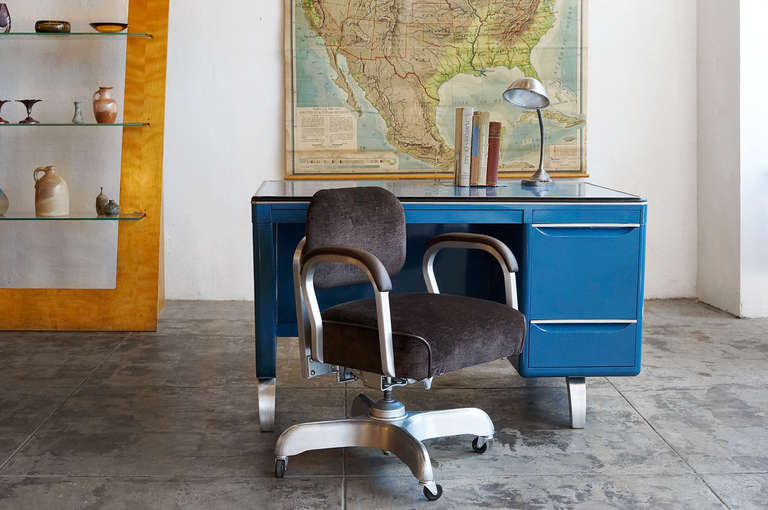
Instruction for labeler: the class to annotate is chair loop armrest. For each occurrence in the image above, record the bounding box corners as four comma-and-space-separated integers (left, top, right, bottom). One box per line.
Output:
424, 233, 518, 272
422, 233, 519, 309
302, 246, 392, 292
299, 245, 397, 378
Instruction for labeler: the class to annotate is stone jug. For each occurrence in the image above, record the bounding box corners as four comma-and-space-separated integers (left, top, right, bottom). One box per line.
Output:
93, 86, 118, 124
34, 166, 69, 217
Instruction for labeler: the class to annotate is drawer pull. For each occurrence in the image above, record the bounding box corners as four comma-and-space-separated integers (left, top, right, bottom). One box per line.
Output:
532, 223, 640, 228
531, 320, 637, 324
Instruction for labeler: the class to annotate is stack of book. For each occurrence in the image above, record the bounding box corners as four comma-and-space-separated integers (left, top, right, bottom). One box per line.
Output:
454, 108, 502, 187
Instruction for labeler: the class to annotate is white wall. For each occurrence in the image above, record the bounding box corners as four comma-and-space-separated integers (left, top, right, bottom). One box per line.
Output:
695, 0, 768, 318
697, 0, 741, 314
739, 0, 768, 317
588, 0, 698, 299
163, 0, 700, 300
163, 0, 282, 299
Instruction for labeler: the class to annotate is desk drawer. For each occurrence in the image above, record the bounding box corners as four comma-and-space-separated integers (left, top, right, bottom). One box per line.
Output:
404, 208, 523, 224
528, 225, 641, 320
528, 322, 638, 368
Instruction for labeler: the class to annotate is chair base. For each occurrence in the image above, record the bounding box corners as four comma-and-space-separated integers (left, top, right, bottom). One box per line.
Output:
274, 391, 495, 501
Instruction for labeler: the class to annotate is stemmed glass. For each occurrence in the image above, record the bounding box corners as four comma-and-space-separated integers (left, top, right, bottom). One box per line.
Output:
0, 99, 10, 124
17, 99, 42, 124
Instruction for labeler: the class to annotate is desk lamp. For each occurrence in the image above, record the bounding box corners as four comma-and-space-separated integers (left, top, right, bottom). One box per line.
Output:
502, 77, 552, 187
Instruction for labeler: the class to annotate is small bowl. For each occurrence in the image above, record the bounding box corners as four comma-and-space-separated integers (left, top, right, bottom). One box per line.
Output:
90, 22, 128, 33
35, 20, 71, 33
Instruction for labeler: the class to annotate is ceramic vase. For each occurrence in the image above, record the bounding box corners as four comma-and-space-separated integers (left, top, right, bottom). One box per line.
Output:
93, 87, 118, 124
95, 187, 109, 215
0, 187, 8, 216
0, 4, 10, 34
72, 102, 84, 124
103, 200, 120, 216
18, 99, 42, 124
34, 166, 69, 217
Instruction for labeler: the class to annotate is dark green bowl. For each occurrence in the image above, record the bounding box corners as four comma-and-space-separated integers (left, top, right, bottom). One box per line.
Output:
35, 20, 71, 33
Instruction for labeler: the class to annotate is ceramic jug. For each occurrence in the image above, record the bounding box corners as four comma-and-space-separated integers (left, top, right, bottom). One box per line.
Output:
34, 166, 69, 217
93, 87, 118, 124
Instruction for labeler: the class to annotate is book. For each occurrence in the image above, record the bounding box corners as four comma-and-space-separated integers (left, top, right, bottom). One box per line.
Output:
486, 121, 502, 186
477, 111, 491, 186
458, 108, 474, 187
454, 110, 459, 184
454, 108, 463, 185
469, 111, 481, 186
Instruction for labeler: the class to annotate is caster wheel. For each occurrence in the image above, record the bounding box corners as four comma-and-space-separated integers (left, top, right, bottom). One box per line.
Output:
274, 458, 286, 478
423, 484, 443, 501
472, 437, 489, 454
382, 450, 392, 456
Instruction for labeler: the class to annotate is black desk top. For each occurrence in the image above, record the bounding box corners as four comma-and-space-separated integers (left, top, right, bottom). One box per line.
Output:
253, 180, 645, 203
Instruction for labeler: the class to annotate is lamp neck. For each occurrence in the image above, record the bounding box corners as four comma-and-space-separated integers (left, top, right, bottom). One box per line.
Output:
537, 108, 545, 171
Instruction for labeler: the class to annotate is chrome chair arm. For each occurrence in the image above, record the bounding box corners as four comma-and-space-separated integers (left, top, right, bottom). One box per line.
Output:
300, 246, 397, 378
422, 233, 520, 309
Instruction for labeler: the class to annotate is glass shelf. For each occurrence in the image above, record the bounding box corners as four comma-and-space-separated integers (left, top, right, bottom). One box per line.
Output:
0, 122, 149, 127
0, 32, 152, 39
0, 212, 146, 221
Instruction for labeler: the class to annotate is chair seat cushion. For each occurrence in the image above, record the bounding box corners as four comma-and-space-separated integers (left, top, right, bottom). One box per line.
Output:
322, 293, 526, 380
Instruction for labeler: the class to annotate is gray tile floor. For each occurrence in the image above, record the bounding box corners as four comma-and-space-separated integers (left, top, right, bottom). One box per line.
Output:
0, 299, 766, 509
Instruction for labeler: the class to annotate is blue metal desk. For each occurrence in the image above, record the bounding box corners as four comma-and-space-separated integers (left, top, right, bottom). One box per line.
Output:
252, 180, 647, 431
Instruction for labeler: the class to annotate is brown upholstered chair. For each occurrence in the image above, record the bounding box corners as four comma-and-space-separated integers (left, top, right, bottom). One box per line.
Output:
274, 187, 526, 501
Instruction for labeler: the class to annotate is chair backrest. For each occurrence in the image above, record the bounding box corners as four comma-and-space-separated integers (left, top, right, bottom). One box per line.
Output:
305, 187, 406, 289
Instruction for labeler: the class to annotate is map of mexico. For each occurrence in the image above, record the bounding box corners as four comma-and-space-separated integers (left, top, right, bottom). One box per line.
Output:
285, 0, 586, 178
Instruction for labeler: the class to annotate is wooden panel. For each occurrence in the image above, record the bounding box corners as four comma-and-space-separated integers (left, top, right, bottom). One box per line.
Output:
0, 0, 170, 331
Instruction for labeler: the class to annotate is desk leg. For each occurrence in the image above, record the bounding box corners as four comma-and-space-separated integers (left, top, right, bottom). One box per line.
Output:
258, 378, 276, 432
254, 219, 277, 432
566, 377, 586, 429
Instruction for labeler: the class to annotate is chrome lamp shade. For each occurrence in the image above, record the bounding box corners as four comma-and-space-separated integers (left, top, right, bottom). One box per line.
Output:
502, 77, 552, 187
502, 78, 550, 110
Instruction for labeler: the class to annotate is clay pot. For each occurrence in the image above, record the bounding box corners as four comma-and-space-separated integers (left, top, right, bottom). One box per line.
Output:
93, 87, 118, 124
34, 166, 69, 217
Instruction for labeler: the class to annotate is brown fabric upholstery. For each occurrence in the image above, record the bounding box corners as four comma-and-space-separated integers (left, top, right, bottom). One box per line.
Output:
322, 293, 526, 380
305, 187, 406, 289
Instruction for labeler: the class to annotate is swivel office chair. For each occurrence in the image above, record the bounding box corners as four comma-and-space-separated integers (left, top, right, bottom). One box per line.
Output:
274, 187, 526, 501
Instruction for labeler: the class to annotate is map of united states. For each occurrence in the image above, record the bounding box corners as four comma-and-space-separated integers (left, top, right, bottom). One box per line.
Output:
290, 0, 585, 175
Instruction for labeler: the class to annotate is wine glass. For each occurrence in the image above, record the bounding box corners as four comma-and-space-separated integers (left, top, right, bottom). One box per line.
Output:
18, 99, 42, 124
0, 99, 11, 124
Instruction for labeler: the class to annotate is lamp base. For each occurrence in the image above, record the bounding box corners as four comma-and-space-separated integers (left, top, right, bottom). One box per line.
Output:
521, 168, 552, 187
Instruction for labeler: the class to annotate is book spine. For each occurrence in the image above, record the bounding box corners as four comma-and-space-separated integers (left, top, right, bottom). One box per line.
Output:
469, 111, 480, 186
454, 108, 463, 185
477, 111, 491, 186
459, 108, 474, 187
486, 121, 502, 186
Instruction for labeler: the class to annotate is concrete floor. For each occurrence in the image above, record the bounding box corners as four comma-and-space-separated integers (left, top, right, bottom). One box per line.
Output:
0, 299, 767, 509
